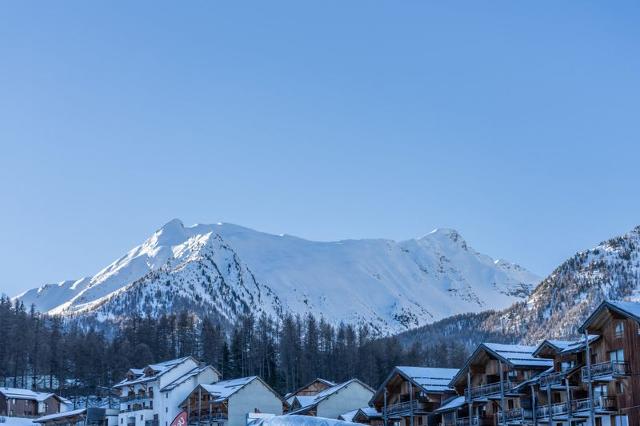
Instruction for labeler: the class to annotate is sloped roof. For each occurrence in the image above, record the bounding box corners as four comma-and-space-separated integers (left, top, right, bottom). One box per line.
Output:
451, 343, 552, 387
289, 379, 373, 414
339, 407, 381, 423
35, 408, 87, 423
285, 378, 337, 401
338, 409, 359, 423
579, 300, 640, 333
434, 396, 466, 413
0, 387, 55, 402
533, 335, 600, 357
396, 366, 459, 393
371, 366, 458, 405
200, 376, 257, 402
114, 356, 196, 388
161, 365, 219, 392
183, 376, 283, 406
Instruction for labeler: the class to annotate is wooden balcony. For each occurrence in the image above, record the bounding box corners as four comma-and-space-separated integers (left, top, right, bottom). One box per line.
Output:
454, 415, 493, 426
572, 396, 617, 413
497, 408, 533, 423
581, 361, 629, 381
465, 380, 519, 400
188, 413, 228, 426
382, 400, 419, 417
535, 401, 569, 418
539, 371, 567, 387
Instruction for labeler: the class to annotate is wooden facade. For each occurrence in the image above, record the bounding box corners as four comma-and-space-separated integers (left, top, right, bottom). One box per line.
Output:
370, 367, 458, 426
446, 344, 552, 426
578, 301, 640, 426
0, 390, 64, 418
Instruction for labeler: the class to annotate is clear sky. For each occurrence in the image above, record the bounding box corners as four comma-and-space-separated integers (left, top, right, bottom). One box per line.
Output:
1, 1, 639, 296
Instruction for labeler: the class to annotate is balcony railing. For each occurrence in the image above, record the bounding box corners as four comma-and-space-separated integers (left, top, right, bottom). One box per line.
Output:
497, 408, 532, 423
581, 361, 630, 381
455, 416, 479, 426
572, 396, 617, 412
188, 414, 228, 425
454, 415, 494, 426
539, 371, 566, 387
535, 401, 569, 418
465, 380, 519, 400
382, 400, 419, 416
121, 396, 153, 404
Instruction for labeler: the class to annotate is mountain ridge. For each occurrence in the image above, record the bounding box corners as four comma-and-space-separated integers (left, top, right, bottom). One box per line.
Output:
13, 219, 540, 334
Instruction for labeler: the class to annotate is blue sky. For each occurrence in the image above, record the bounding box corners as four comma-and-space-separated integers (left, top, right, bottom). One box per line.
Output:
1, 1, 639, 295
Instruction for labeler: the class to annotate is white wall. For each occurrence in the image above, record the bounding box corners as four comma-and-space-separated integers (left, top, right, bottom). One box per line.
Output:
227, 379, 283, 426
316, 382, 373, 420
118, 362, 220, 426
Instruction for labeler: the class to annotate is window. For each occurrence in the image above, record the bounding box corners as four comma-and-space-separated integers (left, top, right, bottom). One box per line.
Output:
616, 381, 626, 394
594, 384, 608, 399
615, 322, 624, 338
121, 419, 123, 424
614, 416, 629, 426
165, 408, 168, 413
609, 349, 624, 362
508, 370, 517, 379
561, 361, 575, 372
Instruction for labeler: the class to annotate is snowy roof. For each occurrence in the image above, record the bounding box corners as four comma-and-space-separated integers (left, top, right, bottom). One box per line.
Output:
359, 407, 381, 418
35, 408, 87, 423
434, 396, 466, 413
290, 379, 373, 414
255, 415, 359, 426
338, 409, 359, 423
396, 366, 459, 393
533, 335, 599, 357
371, 366, 457, 405
114, 356, 195, 388
451, 343, 552, 386
160, 365, 217, 392
339, 407, 381, 423
286, 378, 337, 402
579, 300, 640, 333
0, 387, 55, 402
199, 376, 258, 403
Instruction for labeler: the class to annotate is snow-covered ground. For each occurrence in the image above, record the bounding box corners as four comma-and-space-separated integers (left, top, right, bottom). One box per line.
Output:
252, 415, 357, 426
0, 417, 38, 426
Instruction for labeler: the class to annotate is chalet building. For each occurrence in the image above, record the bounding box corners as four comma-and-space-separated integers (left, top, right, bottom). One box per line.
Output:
284, 379, 337, 406
522, 335, 601, 426
575, 300, 640, 426
179, 376, 283, 426
446, 343, 552, 426
35, 407, 119, 426
339, 407, 383, 425
113, 357, 219, 426
370, 367, 459, 426
0, 387, 70, 418
288, 379, 374, 419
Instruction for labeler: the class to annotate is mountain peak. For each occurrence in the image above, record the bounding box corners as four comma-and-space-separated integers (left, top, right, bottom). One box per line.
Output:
14, 220, 539, 334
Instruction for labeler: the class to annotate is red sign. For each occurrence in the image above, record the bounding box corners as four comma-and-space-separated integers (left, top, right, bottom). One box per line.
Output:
171, 411, 188, 426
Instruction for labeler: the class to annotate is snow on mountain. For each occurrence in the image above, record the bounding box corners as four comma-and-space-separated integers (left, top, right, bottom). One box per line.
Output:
14, 219, 540, 334
493, 225, 640, 342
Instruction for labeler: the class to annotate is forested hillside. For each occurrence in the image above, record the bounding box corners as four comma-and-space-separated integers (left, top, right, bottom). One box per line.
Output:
0, 296, 468, 397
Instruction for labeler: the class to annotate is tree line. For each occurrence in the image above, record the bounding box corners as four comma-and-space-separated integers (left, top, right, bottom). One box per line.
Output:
0, 296, 468, 397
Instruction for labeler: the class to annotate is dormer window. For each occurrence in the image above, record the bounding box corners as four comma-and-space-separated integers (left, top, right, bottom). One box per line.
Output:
615, 322, 624, 338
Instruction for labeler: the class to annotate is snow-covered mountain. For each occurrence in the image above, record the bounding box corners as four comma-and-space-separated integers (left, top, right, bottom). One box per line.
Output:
496, 225, 640, 342
398, 225, 640, 346
14, 219, 540, 334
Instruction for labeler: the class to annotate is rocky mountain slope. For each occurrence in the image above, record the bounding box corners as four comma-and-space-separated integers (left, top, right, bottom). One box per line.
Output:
398, 225, 640, 346
13, 219, 539, 334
